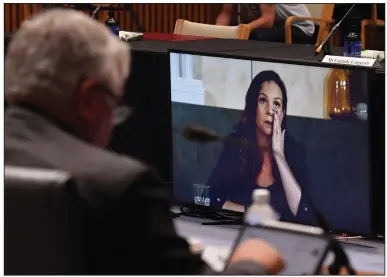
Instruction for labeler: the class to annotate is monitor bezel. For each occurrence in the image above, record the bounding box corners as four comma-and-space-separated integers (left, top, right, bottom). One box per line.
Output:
167, 48, 381, 238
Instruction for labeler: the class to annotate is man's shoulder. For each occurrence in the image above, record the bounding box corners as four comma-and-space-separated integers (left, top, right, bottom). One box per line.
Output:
5, 107, 161, 203
59, 145, 158, 200
79, 146, 153, 182
7, 136, 156, 203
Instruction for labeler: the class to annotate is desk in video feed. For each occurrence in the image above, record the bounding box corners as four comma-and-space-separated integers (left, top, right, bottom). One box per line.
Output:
171, 54, 370, 235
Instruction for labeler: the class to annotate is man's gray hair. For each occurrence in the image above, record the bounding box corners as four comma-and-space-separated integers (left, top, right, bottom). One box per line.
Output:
5, 9, 130, 102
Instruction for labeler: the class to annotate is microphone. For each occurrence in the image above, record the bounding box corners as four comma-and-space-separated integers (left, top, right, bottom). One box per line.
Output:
314, 4, 356, 57
183, 125, 220, 143
182, 124, 356, 275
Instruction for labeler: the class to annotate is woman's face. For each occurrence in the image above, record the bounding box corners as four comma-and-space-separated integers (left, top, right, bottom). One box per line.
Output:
256, 81, 284, 136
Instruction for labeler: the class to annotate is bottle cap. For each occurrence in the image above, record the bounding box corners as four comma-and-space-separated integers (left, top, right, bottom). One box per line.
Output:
252, 189, 270, 205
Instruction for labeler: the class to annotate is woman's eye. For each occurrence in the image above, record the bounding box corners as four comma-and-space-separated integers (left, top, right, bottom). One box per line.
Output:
274, 101, 281, 108
259, 98, 266, 104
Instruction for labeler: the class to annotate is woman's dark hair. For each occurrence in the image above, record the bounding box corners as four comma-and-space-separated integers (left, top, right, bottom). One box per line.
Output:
234, 70, 288, 176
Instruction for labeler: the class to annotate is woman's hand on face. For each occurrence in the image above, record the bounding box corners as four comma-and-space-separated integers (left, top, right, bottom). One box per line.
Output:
272, 110, 285, 158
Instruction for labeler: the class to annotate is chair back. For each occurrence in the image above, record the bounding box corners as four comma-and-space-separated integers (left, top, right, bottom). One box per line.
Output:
174, 19, 250, 40
316, 4, 335, 45
304, 4, 335, 45
360, 4, 385, 49
4, 166, 85, 275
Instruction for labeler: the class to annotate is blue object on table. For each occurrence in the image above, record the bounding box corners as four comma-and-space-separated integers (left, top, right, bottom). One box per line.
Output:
344, 24, 361, 57
105, 9, 119, 37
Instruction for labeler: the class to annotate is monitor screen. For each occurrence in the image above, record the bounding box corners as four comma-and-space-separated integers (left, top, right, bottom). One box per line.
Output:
169, 52, 371, 235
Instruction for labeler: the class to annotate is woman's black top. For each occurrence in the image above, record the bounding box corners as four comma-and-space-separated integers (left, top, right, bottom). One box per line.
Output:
207, 131, 315, 225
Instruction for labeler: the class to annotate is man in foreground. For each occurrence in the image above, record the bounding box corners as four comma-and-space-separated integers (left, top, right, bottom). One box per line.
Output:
5, 9, 284, 275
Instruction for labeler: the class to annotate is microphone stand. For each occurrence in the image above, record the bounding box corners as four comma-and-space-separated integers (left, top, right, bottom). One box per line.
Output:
309, 4, 356, 60
91, 5, 101, 19
183, 125, 357, 274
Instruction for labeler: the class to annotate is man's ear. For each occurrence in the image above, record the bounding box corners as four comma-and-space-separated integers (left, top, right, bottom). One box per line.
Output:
72, 78, 100, 121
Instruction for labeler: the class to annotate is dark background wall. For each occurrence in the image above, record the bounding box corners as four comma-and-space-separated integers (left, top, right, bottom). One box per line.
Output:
4, 4, 223, 33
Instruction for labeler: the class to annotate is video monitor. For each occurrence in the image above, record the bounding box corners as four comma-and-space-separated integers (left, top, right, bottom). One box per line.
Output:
169, 51, 374, 236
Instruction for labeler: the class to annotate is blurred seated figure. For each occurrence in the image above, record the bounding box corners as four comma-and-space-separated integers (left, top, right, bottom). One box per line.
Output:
216, 4, 315, 44
4, 167, 84, 275
4, 8, 284, 275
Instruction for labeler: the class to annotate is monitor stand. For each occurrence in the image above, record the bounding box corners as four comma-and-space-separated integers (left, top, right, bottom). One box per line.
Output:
178, 207, 243, 226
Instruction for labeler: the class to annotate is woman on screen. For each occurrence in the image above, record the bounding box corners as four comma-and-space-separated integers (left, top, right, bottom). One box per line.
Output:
207, 70, 314, 224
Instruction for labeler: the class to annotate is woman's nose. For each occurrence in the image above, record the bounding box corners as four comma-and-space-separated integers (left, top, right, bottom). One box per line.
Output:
267, 104, 274, 115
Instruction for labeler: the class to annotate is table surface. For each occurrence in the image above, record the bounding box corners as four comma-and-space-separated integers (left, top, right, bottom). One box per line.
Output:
143, 32, 214, 42
128, 36, 385, 72
129, 37, 294, 54
6, 31, 383, 72
174, 216, 385, 274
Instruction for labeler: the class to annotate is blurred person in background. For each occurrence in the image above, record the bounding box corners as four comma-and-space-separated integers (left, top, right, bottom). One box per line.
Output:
216, 4, 315, 44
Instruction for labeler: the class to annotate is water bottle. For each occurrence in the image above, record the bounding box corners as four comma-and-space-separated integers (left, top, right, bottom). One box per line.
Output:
344, 24, 361, 57
244, 189, 277, 225
105, 7, 119, 37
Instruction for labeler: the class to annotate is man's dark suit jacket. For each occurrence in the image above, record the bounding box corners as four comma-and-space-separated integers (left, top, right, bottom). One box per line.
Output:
5, 105, 266, 275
